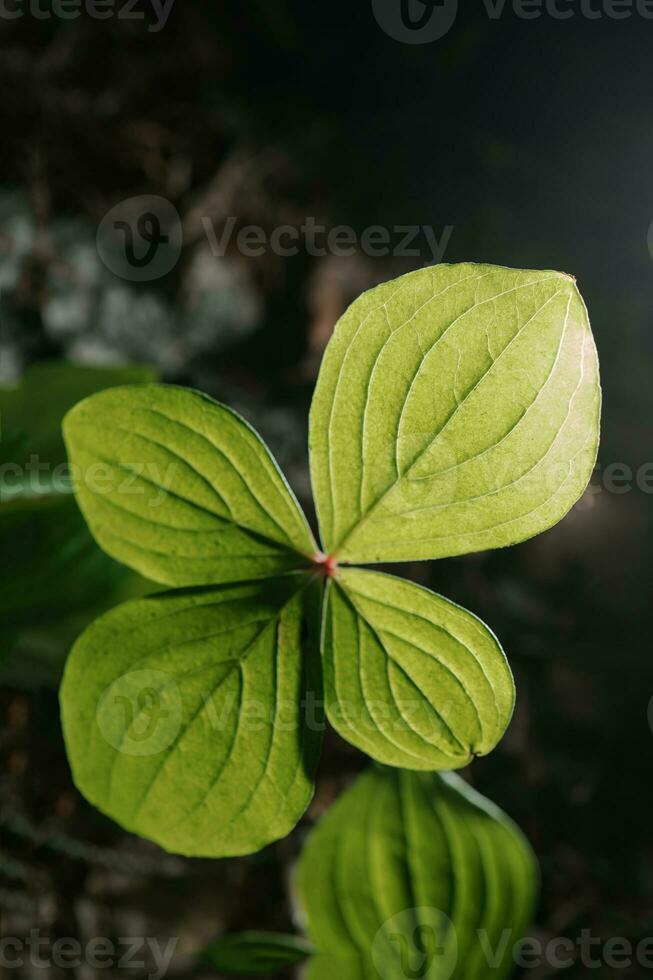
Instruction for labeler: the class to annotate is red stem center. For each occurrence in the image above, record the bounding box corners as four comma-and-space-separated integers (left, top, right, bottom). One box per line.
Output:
312, 552, 339, 578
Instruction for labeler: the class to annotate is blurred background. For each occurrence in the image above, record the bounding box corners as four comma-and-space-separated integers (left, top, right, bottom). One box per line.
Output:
1, 2, 652, 977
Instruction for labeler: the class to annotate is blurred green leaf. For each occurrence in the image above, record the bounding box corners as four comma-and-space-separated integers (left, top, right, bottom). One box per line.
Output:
295, 767, 538, 980
0, 494, 150, 684
0, 494, 145, 630
200, 932, 313, 974
0, 361, 156, 681
0, 360, 156, 473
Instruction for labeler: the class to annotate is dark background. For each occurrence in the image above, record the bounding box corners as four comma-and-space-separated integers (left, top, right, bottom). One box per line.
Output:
1, 2, 652, 977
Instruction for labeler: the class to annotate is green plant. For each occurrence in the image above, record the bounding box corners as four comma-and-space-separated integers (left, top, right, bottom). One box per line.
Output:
0, 362, 154, 685
201, 933, 315, 974
0, 360, 156, 476
59, 262, 600, 857
201, 766, 538, 979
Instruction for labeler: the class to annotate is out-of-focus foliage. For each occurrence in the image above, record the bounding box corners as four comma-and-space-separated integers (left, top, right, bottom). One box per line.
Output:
1, 493, 139, 633
206, 767, 537, 979
0, 360, 156, 475
201, 932, 314, 974
0, 362, 154, 685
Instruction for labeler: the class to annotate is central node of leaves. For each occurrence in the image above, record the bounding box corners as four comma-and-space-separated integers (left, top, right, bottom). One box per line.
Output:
312, 552, 339, 578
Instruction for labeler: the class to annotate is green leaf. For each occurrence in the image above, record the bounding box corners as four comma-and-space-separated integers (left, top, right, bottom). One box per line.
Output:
309, 263, 600, 563
303, 955, 373, 980
322, 569, 514, 770
0, 362, 156, 682
0, 494, 142, 631
0, 493, 150, 684
0, 362, 153, 686
0, 360, 156, 475
294, 767, 538, 980
63, 384, 318, 586
200, 932, 313, 974
60, 574, 323, 858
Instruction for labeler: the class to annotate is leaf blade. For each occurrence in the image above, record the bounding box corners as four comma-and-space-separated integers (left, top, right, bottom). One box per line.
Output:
200, 932, 313, 974
322, 568, 514, 771
60, 574, 323, 858
0, 494, 141, 632
64, 384, 317, 586
309, 263, 600, 562
0, 362, 156, 680
294, 767, 538, 980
